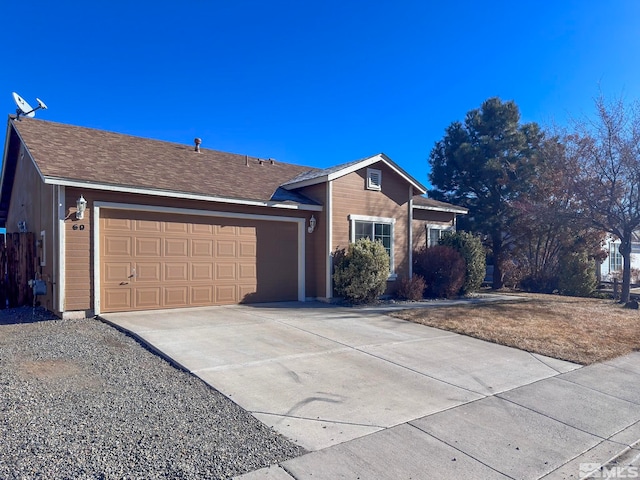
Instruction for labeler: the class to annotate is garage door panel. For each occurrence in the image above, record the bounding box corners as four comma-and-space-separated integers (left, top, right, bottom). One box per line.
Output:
239, 241, 256, 257
165, 262, 189, 281
164, 287, 188, 307
215, 285, 237, 304
192, 263, 213, 281
215, 225, 236, 236
135, 288, 161, 308
238, 226, 256, 237
103, 262, 132, 283
104, 236, 132, 256
191, 239, 213, 257
216, 240, 236, 257
238, 284, 257, 301
132, 263, 160, 282
191, 286, 213, 304
136, 220, 162, 232
100, 210, 297, 313
215, 263, 236, 280
103, 288, 132, 310
191, 224, 213, 234
165, 238, 188, 257
165, 222, 188, 233
239, 263, 256, 279
136, 237, 162, 256
103, 218, 132, 231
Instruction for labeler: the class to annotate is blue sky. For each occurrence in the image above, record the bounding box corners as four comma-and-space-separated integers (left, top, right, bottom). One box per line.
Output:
2, 1, 640, 188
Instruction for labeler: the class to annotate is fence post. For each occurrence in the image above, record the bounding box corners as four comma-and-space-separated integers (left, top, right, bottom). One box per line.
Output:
6, 232, 36, 308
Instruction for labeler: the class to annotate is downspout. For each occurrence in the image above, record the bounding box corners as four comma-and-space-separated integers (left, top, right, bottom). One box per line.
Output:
57, 186, 66, 314
52, 185, 57, 312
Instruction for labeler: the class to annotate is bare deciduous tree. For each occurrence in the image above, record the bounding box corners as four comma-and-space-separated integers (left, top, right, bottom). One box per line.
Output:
568, 95, 640, 303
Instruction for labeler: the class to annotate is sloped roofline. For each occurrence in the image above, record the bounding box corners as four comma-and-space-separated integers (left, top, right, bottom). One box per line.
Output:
413, 202, 468, 214
41, 176, 324, 211
1, 118, 323, 213
281, 153, 427, 194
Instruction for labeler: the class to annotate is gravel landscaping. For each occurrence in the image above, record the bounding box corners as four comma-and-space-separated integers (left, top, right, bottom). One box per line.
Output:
0, 308, 306, 479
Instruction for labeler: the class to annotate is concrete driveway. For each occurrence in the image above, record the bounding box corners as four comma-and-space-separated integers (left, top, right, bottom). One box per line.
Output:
101, 301, 640, 479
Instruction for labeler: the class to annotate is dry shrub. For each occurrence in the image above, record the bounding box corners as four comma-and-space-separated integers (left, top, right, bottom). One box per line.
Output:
413, 245, 466, 298
396, 275, 426, 301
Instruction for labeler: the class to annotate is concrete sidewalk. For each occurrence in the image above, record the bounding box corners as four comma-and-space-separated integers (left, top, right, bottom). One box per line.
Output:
101, 300, 640, 479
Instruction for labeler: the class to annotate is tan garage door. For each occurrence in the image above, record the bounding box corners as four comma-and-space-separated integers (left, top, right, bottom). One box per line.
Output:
100, 210, 298, 313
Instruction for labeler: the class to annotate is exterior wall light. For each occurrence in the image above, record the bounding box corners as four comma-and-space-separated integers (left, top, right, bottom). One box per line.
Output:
308, 215, 316, 234
76, 195, 87, 220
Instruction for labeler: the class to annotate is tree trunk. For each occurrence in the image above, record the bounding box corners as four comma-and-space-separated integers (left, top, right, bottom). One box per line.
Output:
619, 237, 632, 304
492, 234, 504, 290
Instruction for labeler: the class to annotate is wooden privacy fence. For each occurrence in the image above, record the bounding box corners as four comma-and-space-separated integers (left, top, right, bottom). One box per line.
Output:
0, 232, 36, 309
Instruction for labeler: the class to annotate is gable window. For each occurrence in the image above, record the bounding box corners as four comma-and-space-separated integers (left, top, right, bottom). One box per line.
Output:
348, 214, 395, 278
366, 168, 382, 191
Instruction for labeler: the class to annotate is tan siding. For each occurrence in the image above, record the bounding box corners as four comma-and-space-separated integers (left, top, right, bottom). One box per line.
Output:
331, 163, 411, 293
6, 146, 57, 312
412, 210, 456, 250
65, 188, 92, 311
297, 183, 327, 298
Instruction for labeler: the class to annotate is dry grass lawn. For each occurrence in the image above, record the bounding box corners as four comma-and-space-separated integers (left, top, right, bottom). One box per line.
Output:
392, 293, 640, 365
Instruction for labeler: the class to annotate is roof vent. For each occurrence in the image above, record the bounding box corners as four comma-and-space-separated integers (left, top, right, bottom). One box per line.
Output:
194, 138, 202, 153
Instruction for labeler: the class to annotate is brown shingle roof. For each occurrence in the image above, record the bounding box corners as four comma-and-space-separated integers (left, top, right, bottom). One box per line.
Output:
11, 117, 319, 204
413, 195, 468, 214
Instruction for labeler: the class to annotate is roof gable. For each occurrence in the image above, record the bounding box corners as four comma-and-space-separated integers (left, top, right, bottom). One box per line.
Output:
281, 153, 427, 194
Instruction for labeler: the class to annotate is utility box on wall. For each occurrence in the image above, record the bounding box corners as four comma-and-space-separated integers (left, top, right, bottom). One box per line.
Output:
31, 279, 47, 296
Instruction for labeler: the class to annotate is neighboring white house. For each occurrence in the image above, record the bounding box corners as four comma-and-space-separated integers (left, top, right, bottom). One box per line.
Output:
600, 233, 640, 282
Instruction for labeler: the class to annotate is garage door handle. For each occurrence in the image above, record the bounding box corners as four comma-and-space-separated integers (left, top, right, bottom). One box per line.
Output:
120, 282, 129, 286
128, 268, 137, 279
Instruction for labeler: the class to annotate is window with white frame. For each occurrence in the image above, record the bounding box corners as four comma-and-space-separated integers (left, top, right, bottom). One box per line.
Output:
427, 225, 453, 247
610, 242, 623, 272
366, 168, 382, 191
349, 214, 395, 276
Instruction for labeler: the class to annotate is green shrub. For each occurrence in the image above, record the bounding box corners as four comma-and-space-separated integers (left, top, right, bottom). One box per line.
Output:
557, 251, 597, 297
333, 238, 390, 304
519, 274, 559, 294
413, 245, 466, 298
396, 275, 426, 301
439, 231, 486, 294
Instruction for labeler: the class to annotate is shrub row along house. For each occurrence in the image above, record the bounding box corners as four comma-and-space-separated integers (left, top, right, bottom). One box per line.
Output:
0, 116, 467, 317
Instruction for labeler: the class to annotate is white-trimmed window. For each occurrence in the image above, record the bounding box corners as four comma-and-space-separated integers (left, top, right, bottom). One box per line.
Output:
610, 242, 623, 272
348, 214, 395, 278
366, 168, 382, 191
426, 225, 454, 247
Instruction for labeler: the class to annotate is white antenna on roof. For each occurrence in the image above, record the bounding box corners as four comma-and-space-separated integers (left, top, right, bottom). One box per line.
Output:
12, 92, 48, 119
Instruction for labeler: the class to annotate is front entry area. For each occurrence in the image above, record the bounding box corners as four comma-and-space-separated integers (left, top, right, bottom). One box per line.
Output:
98, 208, 300, 313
